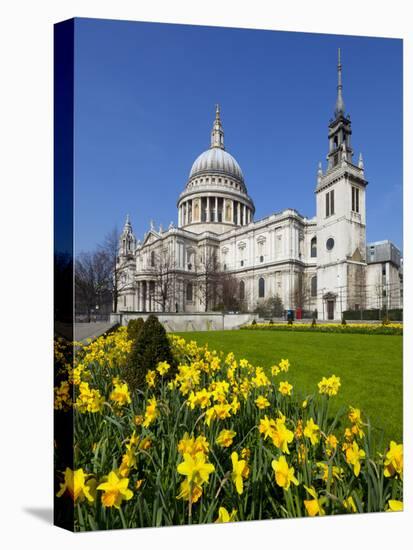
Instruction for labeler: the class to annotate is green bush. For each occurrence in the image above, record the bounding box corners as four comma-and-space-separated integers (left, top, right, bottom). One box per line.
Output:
127, 318, 144, 341
123, 314, 176, 391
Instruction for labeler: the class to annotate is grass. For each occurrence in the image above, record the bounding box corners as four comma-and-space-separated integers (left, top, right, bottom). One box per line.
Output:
176, 330, 403, 445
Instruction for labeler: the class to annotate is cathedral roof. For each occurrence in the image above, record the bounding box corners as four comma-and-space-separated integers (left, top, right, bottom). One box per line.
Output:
189, 147, 244, 183
188, 104, 244, 184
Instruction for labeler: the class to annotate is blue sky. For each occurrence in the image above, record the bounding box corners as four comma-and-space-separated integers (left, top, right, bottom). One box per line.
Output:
74, 18, 403, 253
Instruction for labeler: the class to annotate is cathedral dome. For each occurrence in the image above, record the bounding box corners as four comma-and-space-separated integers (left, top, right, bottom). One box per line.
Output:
189, 147, 244, 183
177, 105, 255, 234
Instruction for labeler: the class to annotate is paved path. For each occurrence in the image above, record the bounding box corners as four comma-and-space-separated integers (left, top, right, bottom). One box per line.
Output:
74, 322, 118, 343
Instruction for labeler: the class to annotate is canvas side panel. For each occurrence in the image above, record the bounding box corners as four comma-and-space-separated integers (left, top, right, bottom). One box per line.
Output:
53, 18, 75, 532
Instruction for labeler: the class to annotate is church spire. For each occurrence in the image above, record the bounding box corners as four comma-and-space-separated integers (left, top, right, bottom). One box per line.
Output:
334, 48, 345, 117
211, 104, 225, 149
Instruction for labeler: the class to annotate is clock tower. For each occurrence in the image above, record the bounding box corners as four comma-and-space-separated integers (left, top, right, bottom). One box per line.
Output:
315, 50, 368, 320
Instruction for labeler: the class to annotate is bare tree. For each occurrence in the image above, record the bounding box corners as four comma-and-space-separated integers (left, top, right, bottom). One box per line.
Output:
293, 272, 310, 310
99, 227, 129, 313
195, 248, 222, 312
150, 248, 178, 312
75, 250, 112, 321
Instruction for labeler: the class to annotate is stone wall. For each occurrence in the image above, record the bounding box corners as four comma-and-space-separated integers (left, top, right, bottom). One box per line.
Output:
110, 312, 258, 332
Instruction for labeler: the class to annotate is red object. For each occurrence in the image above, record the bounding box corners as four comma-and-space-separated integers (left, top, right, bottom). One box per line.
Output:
296, 307, 302, 320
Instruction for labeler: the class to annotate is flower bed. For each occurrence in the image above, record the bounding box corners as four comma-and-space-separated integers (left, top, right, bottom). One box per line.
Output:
54, 328, 403, 530
241, 322, 403, 335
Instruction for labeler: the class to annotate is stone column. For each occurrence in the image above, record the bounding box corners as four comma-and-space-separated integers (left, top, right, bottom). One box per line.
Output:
243, 204, 246, 226
215, 197, 218, 222
206, 196, 210, 222
237, 202, 241, 225
231, 200, 235, 223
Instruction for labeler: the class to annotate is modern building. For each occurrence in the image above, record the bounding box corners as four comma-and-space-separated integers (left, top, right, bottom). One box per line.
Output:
116, 51, 402, 320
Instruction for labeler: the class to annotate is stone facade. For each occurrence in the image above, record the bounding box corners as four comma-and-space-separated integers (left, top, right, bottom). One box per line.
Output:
116, 52, 402, 320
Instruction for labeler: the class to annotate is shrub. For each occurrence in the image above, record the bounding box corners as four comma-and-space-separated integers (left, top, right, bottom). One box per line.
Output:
251, 319, 257, 325
124, 315, 176, 390
341, 316, 347, 326
127, 318, 144, 341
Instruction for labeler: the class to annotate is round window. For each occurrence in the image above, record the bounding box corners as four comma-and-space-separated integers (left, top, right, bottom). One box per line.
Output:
326, 238, 335, 251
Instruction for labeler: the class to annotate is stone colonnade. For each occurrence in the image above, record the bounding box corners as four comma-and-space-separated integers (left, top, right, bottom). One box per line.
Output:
178, 196, 252, 227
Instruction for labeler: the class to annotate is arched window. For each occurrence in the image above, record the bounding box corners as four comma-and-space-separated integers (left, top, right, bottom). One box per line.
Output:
239, 280, 245, 301
311, 237, 317, 258
311, 275, 317, 297
258, 277, 265, 298
186, 282, 193, 302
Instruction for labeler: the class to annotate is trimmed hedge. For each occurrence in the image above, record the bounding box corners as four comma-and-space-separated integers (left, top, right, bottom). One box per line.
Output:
343, 308, 403, 321
123, 314, 176, 390
127, 317, 145, 341
241, 322, 402, 335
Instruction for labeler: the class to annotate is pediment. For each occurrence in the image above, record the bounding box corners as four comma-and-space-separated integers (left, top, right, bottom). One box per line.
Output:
142, 230, 160, 247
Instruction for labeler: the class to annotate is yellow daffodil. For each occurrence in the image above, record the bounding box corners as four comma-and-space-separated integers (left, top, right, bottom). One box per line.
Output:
255, 395, 270, 409
119, 447, 137, 478
304, 418, 320, 446
75, 382, 104, 413
316, 462, 343, 484
205, 406, 216, 426
230, 396, 241, 414
177, 452, 215, 486
110, 381, 131, 407
303, 485, 326, 517
258, 415, 276, 440
386, 499, 403, 512
271, 419, 294, 454
278, 381, 293, 396
176, 479, 203, 503
271, 365, 280, 376
157, 361, 170, 376
325, 434, 338, 456
97, 471, 133, 509
271, 455, 299, 491
241, 447, 251, 460
214, 403, 232, 420
142, 396, 159, 428
215, 506, 237, 523
318, 375, 341, 396
345, 441, 366, 476
231, 452, 249, 495
56, 467, 95, 503
279, 358, 290, 372
216, 429, 236, 448
384, 441, 403, 479
343, 495, 357, 513
145, 370, 156, 388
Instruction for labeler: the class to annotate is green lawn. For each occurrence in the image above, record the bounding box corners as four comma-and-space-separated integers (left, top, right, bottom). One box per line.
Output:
176, 330, 403, 445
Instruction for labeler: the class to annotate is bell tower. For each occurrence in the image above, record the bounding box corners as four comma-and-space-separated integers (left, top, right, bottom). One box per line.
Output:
119, 214, 136, 258
315, 50, 368, 320
327, 49, 354, 170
